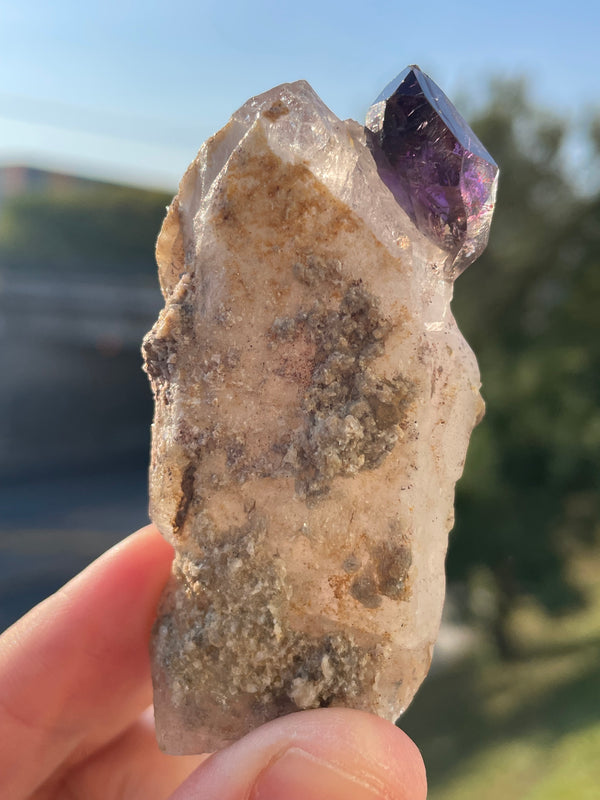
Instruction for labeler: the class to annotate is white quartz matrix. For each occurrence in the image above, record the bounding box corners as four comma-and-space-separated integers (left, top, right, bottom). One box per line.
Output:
143, 81, 484, 754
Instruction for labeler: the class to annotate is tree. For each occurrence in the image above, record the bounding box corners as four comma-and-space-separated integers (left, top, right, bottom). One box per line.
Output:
447, 82, 600, 658
0, 182, 171, 281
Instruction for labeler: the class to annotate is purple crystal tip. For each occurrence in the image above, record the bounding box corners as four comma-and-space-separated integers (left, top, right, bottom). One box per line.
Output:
366, 65, 498, 277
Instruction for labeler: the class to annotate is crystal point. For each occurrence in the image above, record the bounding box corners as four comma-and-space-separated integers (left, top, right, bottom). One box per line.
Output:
366, 65, 498, 276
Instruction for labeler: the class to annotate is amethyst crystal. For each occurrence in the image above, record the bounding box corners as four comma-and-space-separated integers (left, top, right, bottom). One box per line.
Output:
366, 65, 498, 276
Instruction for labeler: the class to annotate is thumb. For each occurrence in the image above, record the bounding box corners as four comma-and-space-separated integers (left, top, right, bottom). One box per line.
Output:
168, 708, 426, 800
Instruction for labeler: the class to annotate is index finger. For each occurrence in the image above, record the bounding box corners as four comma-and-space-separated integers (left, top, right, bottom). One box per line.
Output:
0, 524, 173, 799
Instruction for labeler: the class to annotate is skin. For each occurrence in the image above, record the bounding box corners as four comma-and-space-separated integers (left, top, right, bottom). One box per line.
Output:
0, 524, 427, 800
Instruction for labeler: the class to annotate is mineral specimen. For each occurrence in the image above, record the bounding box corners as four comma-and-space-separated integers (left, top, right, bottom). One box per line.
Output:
143, 70, 494, 755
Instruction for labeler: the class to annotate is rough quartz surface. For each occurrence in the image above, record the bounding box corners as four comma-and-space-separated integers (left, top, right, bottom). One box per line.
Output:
143, 79, 486, 754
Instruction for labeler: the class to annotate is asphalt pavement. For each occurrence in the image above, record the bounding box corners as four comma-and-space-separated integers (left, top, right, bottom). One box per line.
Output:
0, 465, 150, 630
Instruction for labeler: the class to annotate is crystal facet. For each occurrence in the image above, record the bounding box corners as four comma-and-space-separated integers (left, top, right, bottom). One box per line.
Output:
366, 65, 498, 276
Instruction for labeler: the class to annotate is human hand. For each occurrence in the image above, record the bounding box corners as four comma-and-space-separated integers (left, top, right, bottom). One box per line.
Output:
0, 524, 427, 799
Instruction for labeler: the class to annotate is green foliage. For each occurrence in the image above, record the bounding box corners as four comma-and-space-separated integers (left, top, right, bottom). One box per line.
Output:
448, 81, 600, 651
0, 183, 172, 280
402, 554, 600, 798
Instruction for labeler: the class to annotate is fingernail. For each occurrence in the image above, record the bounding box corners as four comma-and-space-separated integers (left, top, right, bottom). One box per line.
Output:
251, 746, 385, 800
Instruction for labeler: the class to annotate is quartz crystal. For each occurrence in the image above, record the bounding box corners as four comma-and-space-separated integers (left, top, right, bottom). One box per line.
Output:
143, 75, 492, 755
366, 65, 498, 276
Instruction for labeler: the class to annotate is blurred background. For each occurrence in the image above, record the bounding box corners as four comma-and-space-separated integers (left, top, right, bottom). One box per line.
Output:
1, 1, 599, 797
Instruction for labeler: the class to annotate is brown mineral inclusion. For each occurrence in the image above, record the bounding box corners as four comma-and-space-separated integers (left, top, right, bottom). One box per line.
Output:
143, 80, 487, 754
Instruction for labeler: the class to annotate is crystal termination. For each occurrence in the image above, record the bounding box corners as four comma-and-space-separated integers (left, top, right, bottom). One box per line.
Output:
366, 65, 498, 276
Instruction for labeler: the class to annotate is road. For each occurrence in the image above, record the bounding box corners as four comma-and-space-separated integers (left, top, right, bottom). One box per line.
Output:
0, 465, 150, 630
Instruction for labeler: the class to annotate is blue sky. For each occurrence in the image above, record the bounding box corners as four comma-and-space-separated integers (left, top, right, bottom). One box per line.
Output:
0, 0, 598, 190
